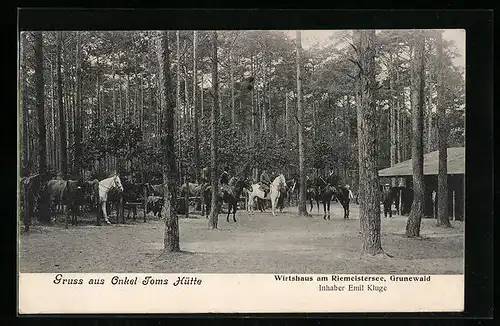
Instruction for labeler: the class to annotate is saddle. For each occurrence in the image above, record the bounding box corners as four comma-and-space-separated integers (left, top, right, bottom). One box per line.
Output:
259, 182, 270, 196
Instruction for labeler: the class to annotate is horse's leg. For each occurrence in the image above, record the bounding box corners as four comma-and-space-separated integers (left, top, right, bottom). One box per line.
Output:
233, 202, 237, 222
65, 206, 69, 229
322, 200, 327, 220
247, 195, 252, 212
102, 201, 111, 224
327, 199, 331, 220
316, 199, 320, 213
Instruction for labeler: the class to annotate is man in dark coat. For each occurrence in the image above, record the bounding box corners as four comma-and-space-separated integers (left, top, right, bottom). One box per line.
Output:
219, 167, 230, 186
382, 183, 393, 218
259, 169, 271, 197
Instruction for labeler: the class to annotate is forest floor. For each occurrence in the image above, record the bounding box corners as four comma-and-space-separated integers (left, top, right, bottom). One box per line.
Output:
19, 203, 464, 274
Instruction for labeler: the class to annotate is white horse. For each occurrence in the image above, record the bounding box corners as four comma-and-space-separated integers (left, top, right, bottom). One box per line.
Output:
247, 174, 286, 216
99, 174, 124, 224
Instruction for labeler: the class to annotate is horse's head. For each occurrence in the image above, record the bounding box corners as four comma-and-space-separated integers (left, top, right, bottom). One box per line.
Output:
113, 175, 124, 192
274, 174, 286, 191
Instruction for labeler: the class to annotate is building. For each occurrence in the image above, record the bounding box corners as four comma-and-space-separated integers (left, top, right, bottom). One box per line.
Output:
378, 147, 465, 221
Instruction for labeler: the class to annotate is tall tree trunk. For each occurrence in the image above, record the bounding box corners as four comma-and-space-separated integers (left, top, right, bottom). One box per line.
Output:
395, 69, 401, 163
200, 73, 204, 118
184, 48, 191, 125
157, 31, 180, 252
356, 30, 386, 255
406, 31, 426, 237
20, 33, 29, 175
126, 74, 130, 120
262, 52, 267, 132
230, 47, 235, 126
296, 31, 308, 216
140, 76, 144, 132
51, 60, 57, 172
436, 31, 451, 227
176, 31, 182, 183
34, 31, 50, 223
119, 78, 124, 123
208, 31, 220, 229
193, 31, 200, 183
57, 31, 68, 179
426, 74, 434, 153
389, 54, 397, 187
75, 32, 82, 177
284, 89, 289, 139
268, 54, 272, 136
250, 53, 255, 145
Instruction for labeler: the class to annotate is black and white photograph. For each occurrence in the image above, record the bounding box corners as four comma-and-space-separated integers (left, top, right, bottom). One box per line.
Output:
17, 22, 474, 313
18, 28, 465, 274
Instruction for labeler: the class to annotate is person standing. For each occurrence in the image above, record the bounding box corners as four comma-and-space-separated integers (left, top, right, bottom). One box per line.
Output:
382, 183, 393, 218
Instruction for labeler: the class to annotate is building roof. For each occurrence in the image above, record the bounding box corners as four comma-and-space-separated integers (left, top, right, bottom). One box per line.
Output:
378, 147, 465, 177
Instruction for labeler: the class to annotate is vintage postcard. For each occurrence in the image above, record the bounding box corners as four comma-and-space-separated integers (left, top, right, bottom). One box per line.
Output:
18, 27, 465, 314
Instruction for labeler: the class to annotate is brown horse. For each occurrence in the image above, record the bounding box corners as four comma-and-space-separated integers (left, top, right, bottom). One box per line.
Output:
203, 177, 249, 222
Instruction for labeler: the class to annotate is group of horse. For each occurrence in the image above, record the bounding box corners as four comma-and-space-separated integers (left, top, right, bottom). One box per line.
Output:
181, 173, 353, 223
20, 174, 166, 229
20, 171, 355, 231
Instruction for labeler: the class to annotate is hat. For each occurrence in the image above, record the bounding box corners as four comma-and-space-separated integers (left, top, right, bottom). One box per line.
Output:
384, 183, 390, 187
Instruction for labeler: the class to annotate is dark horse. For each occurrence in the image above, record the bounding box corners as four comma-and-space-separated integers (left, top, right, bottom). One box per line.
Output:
203, 177, 248, 222
313, 177, 337, 220
306, 185, 320, 213
334, 185, 351, 219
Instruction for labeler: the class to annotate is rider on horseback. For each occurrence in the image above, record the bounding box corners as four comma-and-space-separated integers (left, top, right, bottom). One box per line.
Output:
259, 169, 271, 197
219, 167, 230, 186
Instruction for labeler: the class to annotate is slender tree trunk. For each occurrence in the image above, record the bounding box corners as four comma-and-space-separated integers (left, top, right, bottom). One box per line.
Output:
51, 60, 58, 172
126, 74, 130, 120
176, 31, 182, 182
250, 54, 255, 144
34, 31, 50, 222
268, 54, 272, 136
262, 52, 267, 132
119, 78, 124, 123
426, 74, 434, 152
140, 76, 144, 131
406, 31, 426, 237
395, 69, 401, 163
20, 33, 29, 174
285, 89, 289, 138
436, 31, 451, 227
200, 73, 204, 118
74, 31, 82, 177
184, 49, 191, 125
57, 31, 68, 179
356, 30, 386, 255
296, 31, 308, 216
230, 47, 235, 126
355, 76, 364, 233
157, 31, 180, 252
389, 54, 397, 187
208, 31, 220, 229
193, 31, 200, 183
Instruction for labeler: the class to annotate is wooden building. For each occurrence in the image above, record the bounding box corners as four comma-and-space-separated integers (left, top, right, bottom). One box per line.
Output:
378, 147, 465, 221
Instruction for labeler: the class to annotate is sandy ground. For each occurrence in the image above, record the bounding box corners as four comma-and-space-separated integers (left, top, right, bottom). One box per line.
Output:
18, 203, 464, 274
